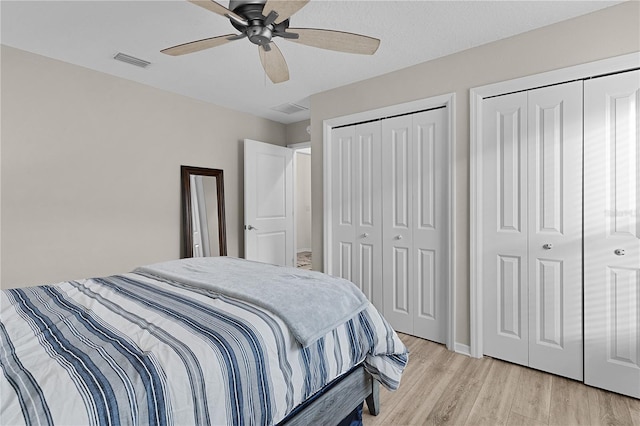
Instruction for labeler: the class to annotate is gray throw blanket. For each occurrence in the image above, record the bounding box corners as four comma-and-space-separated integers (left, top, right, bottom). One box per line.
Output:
135, 256, 369, 347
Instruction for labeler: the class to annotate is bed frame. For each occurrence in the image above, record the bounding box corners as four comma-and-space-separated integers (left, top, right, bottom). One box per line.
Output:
280, 365, 380, 425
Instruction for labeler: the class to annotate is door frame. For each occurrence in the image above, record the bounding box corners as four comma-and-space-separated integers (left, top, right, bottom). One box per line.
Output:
469, 52, 640, 359
323, 93, 456, 352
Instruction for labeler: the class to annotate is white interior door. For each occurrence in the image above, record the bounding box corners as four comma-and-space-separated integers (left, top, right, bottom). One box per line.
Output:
382, 115, 414, 335
329, 123, 383, 309
481, 91, 530, 366
330, 126, 357, 282
381, 109, 449, 342
482, 82, 584, 380
411, 108, 448, 343
526, 81, 583, 381
584, 70, 640, 398
353, 122, 383, 307
244, 139, 294, 267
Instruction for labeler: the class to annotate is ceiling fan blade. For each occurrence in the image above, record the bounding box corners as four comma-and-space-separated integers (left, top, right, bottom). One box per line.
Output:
161, 34, 237, 56
286, 28, 380, 55
258, 43, 289, 84
262, 0, 309, 24
187, 0, 246, 23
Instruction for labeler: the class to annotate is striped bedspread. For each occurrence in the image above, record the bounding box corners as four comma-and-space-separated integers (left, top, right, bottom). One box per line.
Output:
0, 267, 407, 425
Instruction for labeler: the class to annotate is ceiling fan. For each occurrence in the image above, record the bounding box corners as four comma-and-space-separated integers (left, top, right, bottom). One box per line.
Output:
161, 0, 380, 84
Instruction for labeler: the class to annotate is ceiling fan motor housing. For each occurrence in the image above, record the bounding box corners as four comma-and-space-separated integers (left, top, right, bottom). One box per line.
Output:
247, 24, 273, 46
229, 0, 289, 46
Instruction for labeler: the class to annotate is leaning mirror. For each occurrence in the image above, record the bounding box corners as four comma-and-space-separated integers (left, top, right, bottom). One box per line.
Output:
181, 166, 227, 257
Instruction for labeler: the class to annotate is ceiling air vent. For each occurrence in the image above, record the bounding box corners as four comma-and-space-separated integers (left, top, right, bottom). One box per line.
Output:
271, 102, 309, 115
113, 52, 151, 69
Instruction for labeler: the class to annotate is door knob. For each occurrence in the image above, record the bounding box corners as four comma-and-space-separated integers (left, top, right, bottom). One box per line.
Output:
614, 249, 625, 256
395, 235, 403, 240
362, 232, 369, 238
543, 243, 553, 250
245, 225, 258, 231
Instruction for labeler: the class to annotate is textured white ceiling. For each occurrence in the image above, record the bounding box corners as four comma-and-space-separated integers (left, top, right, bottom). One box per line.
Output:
0, 0, 624, 124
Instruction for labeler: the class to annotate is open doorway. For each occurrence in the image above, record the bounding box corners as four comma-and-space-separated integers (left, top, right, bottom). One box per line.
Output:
290, 142, 312, 270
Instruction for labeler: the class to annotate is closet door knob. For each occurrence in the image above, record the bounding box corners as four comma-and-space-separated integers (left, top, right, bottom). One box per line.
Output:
362, 233, 369, 238
614, 249, 625, 256
543, 243, 553, 250
395, 235, 403, 240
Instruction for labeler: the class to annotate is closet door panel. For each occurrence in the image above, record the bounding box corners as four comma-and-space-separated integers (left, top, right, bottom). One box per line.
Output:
412, 108, 448, 343
482, 92, 529, 366
338, 242, 353, 281
355, 122, 383, 309
382, 115, 414, 334
330, 126, 356, 281
527, 81, 583, 381
585, 70, 640, 398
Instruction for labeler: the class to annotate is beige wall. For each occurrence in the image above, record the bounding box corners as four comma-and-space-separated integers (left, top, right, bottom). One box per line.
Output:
285, 119, 311, 145
310, 2, 640, 345
1, 45, 287, 288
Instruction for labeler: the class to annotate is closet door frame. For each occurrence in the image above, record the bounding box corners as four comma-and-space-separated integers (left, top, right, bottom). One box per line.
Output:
470, 52, 640, 359
323, 93, 457, 352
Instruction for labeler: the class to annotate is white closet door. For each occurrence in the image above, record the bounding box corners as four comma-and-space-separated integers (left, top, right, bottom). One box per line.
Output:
482, 91, 529, 366
381, 109, 449, 341
527, 81, 583, 380
584, 70, 640, 398
412, 108, 448, 343
354, 122, 383, 308
382, 115, 414, 334
330, 126, 357, 282
329, 123, 383, 308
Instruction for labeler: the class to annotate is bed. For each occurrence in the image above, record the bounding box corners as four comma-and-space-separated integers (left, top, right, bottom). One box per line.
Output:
0, 256, 407, 425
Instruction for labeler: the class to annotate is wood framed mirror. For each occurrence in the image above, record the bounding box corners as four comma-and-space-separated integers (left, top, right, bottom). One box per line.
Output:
181, 166, 227, 257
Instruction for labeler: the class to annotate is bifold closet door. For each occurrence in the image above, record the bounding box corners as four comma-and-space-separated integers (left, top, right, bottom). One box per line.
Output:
584, 70, 640, 398
482, 81, 583, 380
329, 122, 383, 309
381, 115, 414, 334
526, 82, 583, 380
382, 108, 448, 343
481, 91, 530, 366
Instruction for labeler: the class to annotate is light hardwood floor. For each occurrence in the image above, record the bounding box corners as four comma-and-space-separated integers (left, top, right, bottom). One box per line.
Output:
364, 334, 640, 426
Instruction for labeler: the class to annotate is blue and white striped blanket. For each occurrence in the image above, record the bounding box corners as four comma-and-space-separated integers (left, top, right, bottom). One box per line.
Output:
0, 261, 407, 425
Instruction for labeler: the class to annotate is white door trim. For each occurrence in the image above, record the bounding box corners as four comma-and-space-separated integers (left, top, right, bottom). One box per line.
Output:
469, 52, 640, 359
288, 141, 311, 151
323, 93, 457, 351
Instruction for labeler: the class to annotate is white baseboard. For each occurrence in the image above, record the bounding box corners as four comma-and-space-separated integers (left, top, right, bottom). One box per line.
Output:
454, 343, 471, 357
296, 248, 311, 253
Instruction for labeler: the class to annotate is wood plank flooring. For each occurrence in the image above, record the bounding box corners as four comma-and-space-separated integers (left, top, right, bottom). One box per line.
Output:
364, 334, 639, 426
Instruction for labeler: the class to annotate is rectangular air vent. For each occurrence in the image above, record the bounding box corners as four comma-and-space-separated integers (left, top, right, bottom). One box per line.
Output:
271, 102, 309, 115
113, 52, 150, 68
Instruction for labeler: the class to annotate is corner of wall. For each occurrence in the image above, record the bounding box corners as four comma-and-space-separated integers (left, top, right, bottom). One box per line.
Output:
285, 119, 311, 145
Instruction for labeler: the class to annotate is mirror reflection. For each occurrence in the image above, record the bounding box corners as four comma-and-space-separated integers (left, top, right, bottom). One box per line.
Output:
181, 166, 227, 258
